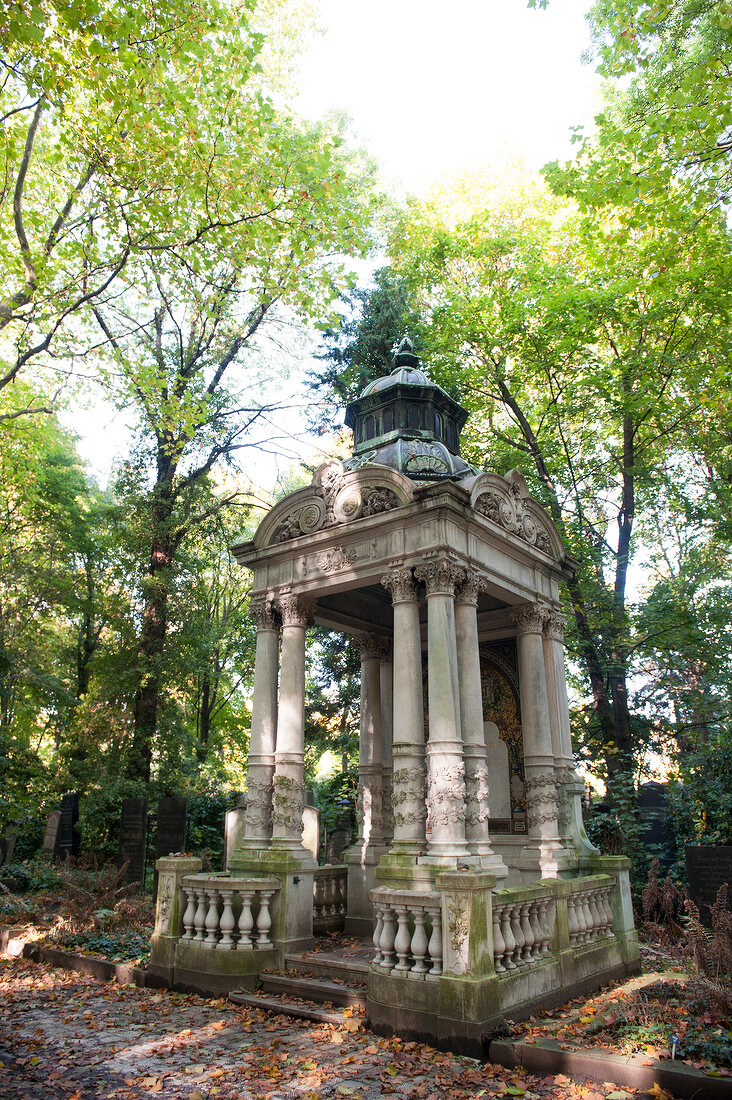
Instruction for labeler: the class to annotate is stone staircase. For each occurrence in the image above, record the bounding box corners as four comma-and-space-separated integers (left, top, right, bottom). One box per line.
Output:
229, 937, 370, 1026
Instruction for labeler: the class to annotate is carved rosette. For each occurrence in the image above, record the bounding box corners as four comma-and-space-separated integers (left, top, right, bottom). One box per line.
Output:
510, 603, 548, 635
455, 570, 487, 606
464, 761, 491, 826
242, 778, 273, 832
414, 559, 466, 597
524, 772, 560, 830
270, 460, 401, 543
271, 775, 304, 832
381, 567, 418, 604
277, 595, 316, 629
248, 599, 278, 631
426, 763, 467, 828
391, 766, 427, 828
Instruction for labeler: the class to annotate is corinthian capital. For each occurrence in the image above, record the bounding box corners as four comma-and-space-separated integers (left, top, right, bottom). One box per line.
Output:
381, 567, 418, 604
510, 603, 547, 635
544, 609, 568, 641
414, 558, 466, 597
248, 598, 278, 630
455, 570, 487, 606
357, 633, 387, 661
277, 594, 316, 628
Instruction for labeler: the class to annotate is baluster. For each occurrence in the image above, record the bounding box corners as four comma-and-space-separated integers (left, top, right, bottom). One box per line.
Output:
538, 897, 552, 956
425, 905, 442, 979
510, 904, 525, 967
500, 904, 517, 970
588, 891, 602, 942
218, 888, 235, 949
567, 895, 578, 946
581, 892, 593, 943
372, 903, 384, 965
256, 889, 274, 946
528, 900, 543, 961
520, 902, 535, 963
324, 874, 336, 916
575, 891, 588, 943
338, 874, 347, 915
601, 887, 614, 936
204, 888, 220, 948
394, 905, 412, 972
312, 876, 322, 920
193, 887, 208, 942
237, 889, 254, 950
492, 905, 506, 974
181, 886, 197, 940
379, 905, 396, 970
410, 908, 429, 976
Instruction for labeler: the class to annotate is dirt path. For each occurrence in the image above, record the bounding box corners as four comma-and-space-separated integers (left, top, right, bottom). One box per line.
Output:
0, 957, 656, 1099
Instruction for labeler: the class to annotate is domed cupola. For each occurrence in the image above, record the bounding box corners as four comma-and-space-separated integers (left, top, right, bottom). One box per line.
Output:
343, 338, 478, 481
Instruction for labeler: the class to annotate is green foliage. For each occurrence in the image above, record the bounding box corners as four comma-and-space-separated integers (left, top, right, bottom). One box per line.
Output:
3, 857, 61, 893
666, 725, 732, 847
51, 929, 150, 964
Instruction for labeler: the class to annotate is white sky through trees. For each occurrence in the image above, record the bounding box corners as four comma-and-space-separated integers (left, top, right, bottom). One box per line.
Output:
66, 0, 600, 490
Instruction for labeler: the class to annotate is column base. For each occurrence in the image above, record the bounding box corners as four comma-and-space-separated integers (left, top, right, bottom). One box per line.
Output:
517, 841, 579, 879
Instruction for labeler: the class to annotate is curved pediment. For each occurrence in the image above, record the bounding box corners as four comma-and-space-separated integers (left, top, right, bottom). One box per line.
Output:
253, 459, 415, 549
468, 469, 565, 562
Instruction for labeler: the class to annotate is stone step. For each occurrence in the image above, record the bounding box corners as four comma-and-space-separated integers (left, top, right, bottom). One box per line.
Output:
283, 951, 370, 981
229, 990, 359, 1026
260, 971, 367, 1009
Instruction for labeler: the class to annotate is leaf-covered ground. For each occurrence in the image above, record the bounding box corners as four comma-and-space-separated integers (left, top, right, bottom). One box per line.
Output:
1, 957, 666, 1100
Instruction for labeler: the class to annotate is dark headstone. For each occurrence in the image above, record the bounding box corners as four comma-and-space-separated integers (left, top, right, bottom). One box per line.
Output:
638, 781, 673, 865
42, 810, 62, 861
154, 797, 187, 860
326, 827, 351, 865
118, 797, 148, 888
686, 845, 732, 922
58, 792, 80, 860
0, 821, 17, 868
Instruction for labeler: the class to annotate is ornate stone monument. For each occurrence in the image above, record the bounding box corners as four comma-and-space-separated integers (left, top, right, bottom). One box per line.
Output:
150, 339, 639, 1048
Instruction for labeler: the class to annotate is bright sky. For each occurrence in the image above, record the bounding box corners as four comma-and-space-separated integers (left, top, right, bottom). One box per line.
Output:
68, 0, 601, 491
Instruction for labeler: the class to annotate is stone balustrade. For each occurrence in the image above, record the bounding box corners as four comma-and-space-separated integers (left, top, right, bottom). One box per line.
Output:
567, 881, 614, 947
180, 873, 280, 951
491, 889, 554, 975
370, 888, 443, 980
313, 866, 347, 932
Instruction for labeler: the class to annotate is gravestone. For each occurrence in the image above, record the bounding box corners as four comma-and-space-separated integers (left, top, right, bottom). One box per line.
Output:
58, 792, 80, 860
0, 821, 17, 868
224, 799, 247, 870
686, 845, 732, 922
302, 805, 320, 863
153, 797, 187, 900
155, 797, 187, 859
638, 781, 674, 868
326, 812, 352, 864
118, 797, 148, 888
42, 810, 62, 861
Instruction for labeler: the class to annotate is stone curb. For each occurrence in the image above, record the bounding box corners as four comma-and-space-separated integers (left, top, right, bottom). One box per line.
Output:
489, 1037, 732, 1099
2, 932, 166, 990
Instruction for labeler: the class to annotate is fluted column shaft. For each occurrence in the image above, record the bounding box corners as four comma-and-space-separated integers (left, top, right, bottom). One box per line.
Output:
455, 574, 506, 876
415, 558, 470, 864
512, 604, 561, 855
271, 594, 315, 858
381, 568, 426, 855
356, 634, 385, 849
241, 599, 279, 849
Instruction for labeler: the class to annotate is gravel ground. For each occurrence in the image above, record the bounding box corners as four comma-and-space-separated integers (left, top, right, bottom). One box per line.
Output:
0, 956, 658, 1100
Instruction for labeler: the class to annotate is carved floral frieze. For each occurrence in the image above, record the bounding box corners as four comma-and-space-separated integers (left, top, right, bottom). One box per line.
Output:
474, 478, 553, 555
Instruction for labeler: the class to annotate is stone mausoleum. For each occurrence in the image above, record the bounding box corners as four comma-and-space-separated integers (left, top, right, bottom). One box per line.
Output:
150, 340, 640, 1054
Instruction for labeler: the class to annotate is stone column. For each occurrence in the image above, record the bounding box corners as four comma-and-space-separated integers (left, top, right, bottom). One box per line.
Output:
239, 598, 279, 851
512, 603, 568, 876
270, 593, 315, 862
380, 642, 394, 847
415, 558, 470, 865
381, 568, 426, 858
544, 608, 597, 862
455, 573, 508, 879
356, 633, 385, 850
